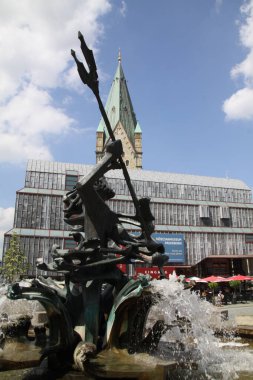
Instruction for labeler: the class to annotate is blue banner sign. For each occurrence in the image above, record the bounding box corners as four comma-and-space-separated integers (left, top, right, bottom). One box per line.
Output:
153, 233, 185, 263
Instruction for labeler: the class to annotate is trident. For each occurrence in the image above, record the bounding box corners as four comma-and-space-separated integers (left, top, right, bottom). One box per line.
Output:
71, 32, 150, 242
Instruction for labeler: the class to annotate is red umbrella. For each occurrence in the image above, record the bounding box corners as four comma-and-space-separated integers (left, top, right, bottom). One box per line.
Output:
201, 275, 229, 283
226, 274, 252, 281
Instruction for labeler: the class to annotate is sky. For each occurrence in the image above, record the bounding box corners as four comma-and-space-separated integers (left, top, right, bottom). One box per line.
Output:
1, 0, 253, 256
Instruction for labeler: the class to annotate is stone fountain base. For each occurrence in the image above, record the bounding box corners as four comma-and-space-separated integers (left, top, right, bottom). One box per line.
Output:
235, 315, 253, 338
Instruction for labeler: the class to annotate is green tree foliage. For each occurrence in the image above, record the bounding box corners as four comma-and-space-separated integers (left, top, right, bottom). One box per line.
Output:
229, 280, 241, 289
208, 282, 218, 292
208, 282, 218, 301
229, 280, 241, 299
0, 233, 29, 283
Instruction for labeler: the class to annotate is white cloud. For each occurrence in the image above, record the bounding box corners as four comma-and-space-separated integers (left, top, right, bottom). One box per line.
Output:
231, 50, 253, 84
223, 87, 253, 120
0, 0, 111, 100
223, 0, 253, 121
0, 85, 75, 163
62, 64, 85, 93
0, 0, 112, 164
0, 208, 15, 259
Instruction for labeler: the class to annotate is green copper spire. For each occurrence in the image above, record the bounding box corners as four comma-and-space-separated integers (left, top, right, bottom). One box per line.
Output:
135, 122, 142, 133
97, 51, 138, 146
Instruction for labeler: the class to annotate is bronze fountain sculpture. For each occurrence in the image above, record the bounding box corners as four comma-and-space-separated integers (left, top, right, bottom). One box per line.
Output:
7, 32, 174, 379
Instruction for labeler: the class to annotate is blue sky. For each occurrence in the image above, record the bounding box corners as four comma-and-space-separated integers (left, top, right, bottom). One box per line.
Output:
1, 0, 253, 255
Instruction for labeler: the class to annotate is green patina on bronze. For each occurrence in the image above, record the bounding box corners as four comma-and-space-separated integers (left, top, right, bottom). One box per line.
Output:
4, 32, 170, 379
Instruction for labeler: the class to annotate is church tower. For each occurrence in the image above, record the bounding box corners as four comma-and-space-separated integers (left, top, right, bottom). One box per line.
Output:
96, 51, 142, 169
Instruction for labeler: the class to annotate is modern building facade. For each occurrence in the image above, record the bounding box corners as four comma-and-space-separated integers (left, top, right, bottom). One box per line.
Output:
3, 159, 253, 277
3, 55, 253, 278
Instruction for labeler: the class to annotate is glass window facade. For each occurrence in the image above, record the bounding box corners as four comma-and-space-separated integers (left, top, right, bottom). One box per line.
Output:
24, 165, 252, 204
65, 174, 78, 191
107, 178, 252, 204
15, 193, 71, 231
3, 159, 253, 276
108, 200, 253, 228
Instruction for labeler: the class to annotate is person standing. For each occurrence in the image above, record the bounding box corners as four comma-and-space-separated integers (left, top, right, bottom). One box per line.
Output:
217, 290, 224, 306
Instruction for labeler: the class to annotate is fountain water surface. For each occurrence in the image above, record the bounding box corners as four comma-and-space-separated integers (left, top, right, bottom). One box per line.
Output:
1, 275, 253, 379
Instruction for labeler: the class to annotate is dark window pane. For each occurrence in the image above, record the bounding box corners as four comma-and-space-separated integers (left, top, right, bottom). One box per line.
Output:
65, 175, 78, 190
64, 239, 77, 249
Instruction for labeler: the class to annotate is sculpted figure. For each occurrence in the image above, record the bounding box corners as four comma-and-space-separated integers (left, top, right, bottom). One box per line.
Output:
7, 32, 170, 378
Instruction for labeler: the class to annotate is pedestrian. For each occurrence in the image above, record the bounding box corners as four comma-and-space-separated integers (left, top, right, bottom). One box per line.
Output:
217, 290, 224, 306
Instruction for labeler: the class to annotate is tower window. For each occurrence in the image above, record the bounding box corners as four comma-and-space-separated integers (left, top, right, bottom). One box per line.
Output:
125, 160, 129, 166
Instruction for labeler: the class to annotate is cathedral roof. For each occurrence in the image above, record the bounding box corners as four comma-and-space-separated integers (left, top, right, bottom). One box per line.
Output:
97, 52, 138, 146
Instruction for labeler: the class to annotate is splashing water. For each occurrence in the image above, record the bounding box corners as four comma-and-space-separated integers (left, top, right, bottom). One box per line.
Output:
0, 281, 43, 321
149, 273, 253, 380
